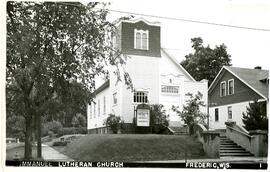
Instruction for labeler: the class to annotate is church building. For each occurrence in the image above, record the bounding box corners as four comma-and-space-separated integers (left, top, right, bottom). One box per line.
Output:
87, 18, 208, 134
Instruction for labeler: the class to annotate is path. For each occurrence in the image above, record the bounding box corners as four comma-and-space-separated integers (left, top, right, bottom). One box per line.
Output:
42, 144, 74, 161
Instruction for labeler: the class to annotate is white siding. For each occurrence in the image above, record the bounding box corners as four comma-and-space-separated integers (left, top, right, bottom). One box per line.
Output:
87, 87, 110, 130
88, 51, 209, 128
121, 54, 160, 123
209, 101, 250, 130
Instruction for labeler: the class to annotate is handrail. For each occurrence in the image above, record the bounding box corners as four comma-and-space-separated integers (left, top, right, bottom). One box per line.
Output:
162, 124, 175, 134
227, 125, 253, 139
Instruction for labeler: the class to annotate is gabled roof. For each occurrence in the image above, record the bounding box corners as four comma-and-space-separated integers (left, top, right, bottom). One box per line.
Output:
93, 80, 110, 95
161, 48, 196, 81
209, 66, 269, 100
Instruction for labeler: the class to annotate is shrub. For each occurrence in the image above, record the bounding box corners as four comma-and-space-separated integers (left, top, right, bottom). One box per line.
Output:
150, 104, 169, 127
242, 101, 268, 131
57, 127, 87, 137
52, 140, 67, 146
104, 114, 123, 134
71, 113, 87, 127
172, 92, 207, 134
42, 121, 63, 137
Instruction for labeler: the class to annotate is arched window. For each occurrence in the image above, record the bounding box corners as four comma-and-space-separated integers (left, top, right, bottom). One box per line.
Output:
135, 32, 141, 49
142, 32, 148, 49
134, 29, 149, 50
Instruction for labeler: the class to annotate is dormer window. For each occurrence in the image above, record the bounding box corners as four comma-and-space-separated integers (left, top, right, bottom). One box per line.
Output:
134, 29, 149, 50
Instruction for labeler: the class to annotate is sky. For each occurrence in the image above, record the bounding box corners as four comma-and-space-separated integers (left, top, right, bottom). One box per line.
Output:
104, 0, 270, 70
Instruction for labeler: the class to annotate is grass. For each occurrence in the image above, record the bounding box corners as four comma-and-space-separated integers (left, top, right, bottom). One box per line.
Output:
6, 146, 38, 160
60, 134, 207, 161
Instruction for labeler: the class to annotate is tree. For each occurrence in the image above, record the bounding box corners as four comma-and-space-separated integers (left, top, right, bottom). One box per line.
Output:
104, 114, 123, 134
71, 113, 86, 128
181, 37, 232, 85
242, 101, 268, 131
150, 104, 169, 126
172, 92, 207, 134
7, 2, 131, 159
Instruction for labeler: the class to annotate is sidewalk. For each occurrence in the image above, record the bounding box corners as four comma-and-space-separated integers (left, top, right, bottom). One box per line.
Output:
42, 144, 74, 161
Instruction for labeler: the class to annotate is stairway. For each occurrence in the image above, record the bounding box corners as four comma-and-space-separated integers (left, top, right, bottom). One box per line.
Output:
220, 136, 254, 157
169, 126, 189, 135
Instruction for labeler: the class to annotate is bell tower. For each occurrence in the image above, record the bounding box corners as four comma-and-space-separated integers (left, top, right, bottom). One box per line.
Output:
115, 18, 161, 57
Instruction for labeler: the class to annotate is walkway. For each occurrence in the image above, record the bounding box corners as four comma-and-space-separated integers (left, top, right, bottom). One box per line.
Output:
42, 144, 74, 161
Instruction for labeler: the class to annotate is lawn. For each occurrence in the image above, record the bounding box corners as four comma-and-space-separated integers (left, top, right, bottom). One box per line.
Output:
6, 146, 38, 160
59, 134, 207, 161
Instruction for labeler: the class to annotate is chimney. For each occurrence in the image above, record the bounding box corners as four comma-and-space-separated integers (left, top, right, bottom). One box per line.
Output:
254, 66, 262, 70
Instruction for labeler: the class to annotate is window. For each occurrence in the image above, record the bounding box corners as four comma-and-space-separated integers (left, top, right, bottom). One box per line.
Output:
161, 85, 179, 94
98, 99, 100, 116
228, 79, 234, 95
215, 108, 219, 121
134, 29, 149, 50
113, 93, 117, 105
133, 91, 148, 103
89, 104, 92, 119
112, 36, 116, 49
228, 106, 232, 119
94, 103, 96, 118
220, 81, 226, 97
103, 96, 106, 115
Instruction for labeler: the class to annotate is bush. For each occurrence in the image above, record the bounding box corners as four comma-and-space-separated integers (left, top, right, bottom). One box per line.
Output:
42, 121, 63, 137
150, 104, 169, 126
52, 140, 67, 146
104, 114, 123, 134
71, 113, 87, 127
242, 101, 268, 131
57, 127, 87, 137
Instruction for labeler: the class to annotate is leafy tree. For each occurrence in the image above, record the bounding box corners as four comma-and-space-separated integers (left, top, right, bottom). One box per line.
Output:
242, 101, 268, 131
104, 114, 123, 134
172, 92, 207, 134
7, 2, 131, 159
181, 37, 232, 85
150, 104, 169, 126
71, 113, 86, 128
6, 114, 25, 141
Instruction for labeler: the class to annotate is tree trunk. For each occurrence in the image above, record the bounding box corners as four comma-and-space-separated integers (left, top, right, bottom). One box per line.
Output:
37, 113, 42, 158
24, 114, 32, 160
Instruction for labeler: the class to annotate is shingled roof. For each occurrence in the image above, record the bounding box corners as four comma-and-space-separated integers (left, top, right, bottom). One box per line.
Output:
209, 66, 269, 99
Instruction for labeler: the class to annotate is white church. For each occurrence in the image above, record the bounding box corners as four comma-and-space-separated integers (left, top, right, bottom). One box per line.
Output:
87, 18, 208, 134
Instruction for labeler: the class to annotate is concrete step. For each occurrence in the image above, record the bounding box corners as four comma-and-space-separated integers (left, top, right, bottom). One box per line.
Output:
220, 152, 253, 157
174, 132, 188, 135
220, 142, 237, 145
220, 147, 246, 150
219, 136, 254, 157
220, 140, 235, 144
220, 144, 242, 147
220, 149, 249, 153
